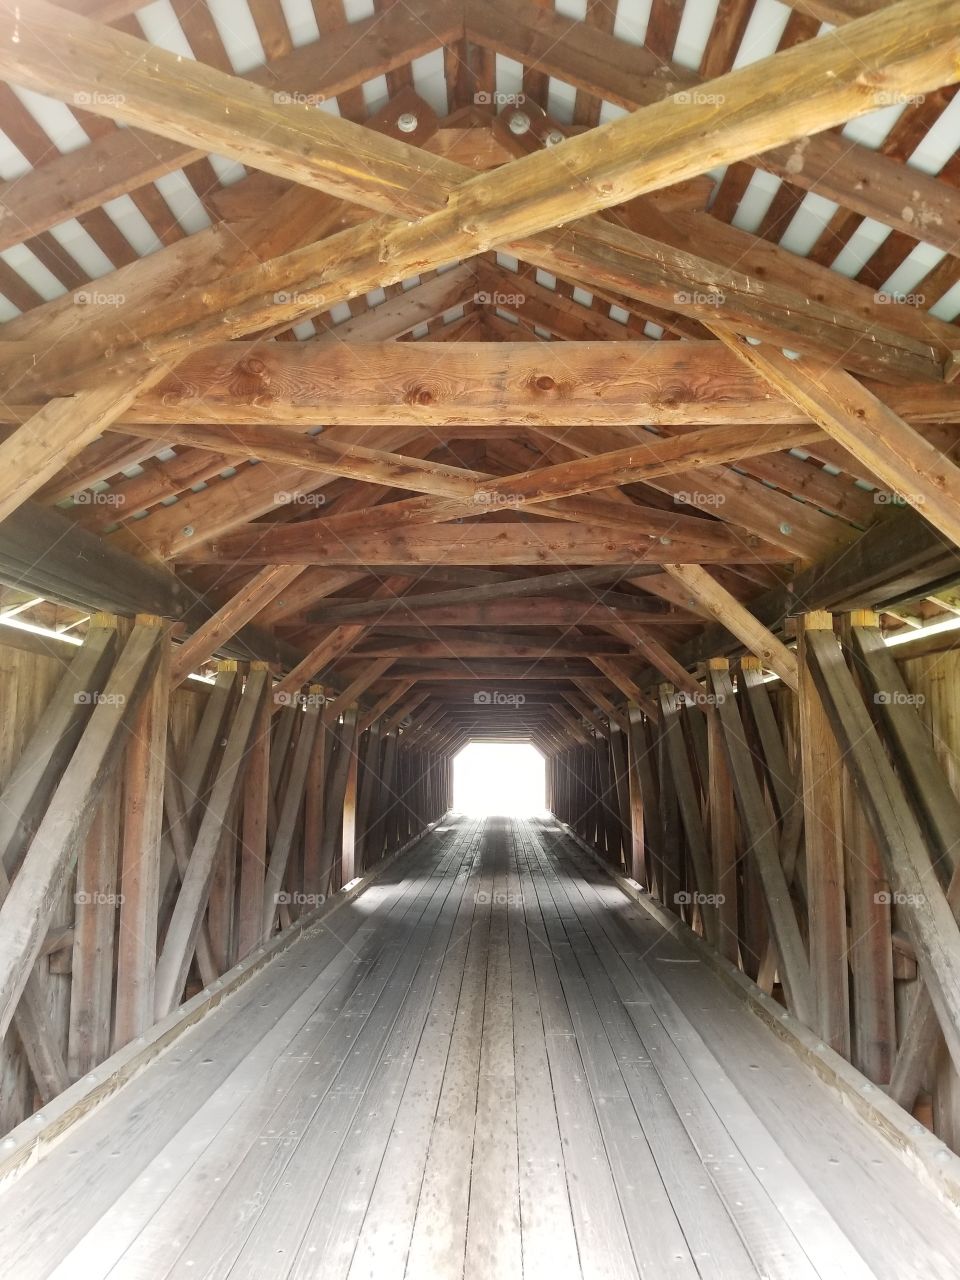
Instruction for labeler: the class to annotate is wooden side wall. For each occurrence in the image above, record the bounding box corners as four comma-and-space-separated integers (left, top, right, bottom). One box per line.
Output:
0, 633, 449, 1136
547, 617, 960, 1155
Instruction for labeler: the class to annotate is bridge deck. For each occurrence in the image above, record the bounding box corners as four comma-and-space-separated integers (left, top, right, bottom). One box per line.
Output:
1, 815, 959, 1279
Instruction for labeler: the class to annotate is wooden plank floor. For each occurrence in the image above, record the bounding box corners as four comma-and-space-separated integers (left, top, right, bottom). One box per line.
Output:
2, 815, 960, 1279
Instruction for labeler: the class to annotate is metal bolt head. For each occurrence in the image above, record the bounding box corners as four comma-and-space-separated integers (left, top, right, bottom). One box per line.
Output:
508, 111, 531, 135
396, 112, 418, 133
545, 129, 565, 147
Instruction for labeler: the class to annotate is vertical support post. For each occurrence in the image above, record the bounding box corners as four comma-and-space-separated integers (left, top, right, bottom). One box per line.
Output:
840, 613, 896, 1084
706, 660, 740, 965
798, 612, 851, 1057
301, 694, 328, 900
68, 777, 121, 1078
625, 703, 646, 884
237, 664, 272, 960
355, 720, 383, 868
113, 615, 170, 1050
340, 706, 360, 883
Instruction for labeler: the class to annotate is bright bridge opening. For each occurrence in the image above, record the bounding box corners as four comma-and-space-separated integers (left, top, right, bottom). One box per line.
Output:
452, 742, 547, 817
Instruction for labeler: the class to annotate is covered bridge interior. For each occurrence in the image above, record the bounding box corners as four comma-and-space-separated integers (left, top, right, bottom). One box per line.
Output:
2, 0, 960, 1275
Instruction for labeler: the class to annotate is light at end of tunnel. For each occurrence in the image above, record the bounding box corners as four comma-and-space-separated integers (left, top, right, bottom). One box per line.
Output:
453, 742, 548, 817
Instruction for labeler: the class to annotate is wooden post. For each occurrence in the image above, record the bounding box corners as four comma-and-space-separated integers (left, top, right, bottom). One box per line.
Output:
154, 666, 269, 1016
706, 663, 814, 1026
237, 664, 272, 961
622, 708, 646, 884
802, 620, 960, 1082
355, 720, 383, 869
0, 619, 164, 1043
341, 706, 361, 883
301, 689, 328, 901
658, 684, 717, 943
798, 612, 851, 1057
705, 660, 739, 966
68, 776, 121, 1078
261, 687, 322, 942
113, 615, 170, 1050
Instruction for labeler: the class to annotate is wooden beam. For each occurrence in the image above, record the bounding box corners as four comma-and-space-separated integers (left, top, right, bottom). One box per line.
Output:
624, 704, 648, 885
658, 685, 718, 945
7, 0, 959, 392
113, 615, 169, 1049
354, 636, 627, 659
42, 343, 960, 428
802, 622, 960, 1079
651, 505, 960, 681
468, 0, 960, 257
119, 416, 825, 510
274, 627, 365, 700
0, 620, 118, 876
322, 660, 394, 722
706, 664, 814, 1024
358, 680, 416, 734
9, 0, 949, 242
181, 522, 789, 569
0, 619, 164, 1042
0, 623, 118, 1098
0, 0, 462, 250
0, 366, 166, 522
309, 599, 678, 629
0, 502, 301, 670
170, 566, 303, 686
237, 665, 272, 961
797, 614, 851, 1056
849, 620, 960, 1102
154, 667, 269, 1015
663, 563, 799, 690
306, 567, 663, 622
705, 661, 740, 965
716, 335, 960, 549
261, 693, 323, 941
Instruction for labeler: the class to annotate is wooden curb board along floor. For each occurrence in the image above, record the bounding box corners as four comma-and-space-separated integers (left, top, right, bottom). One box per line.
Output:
1, 815, 959, 1279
